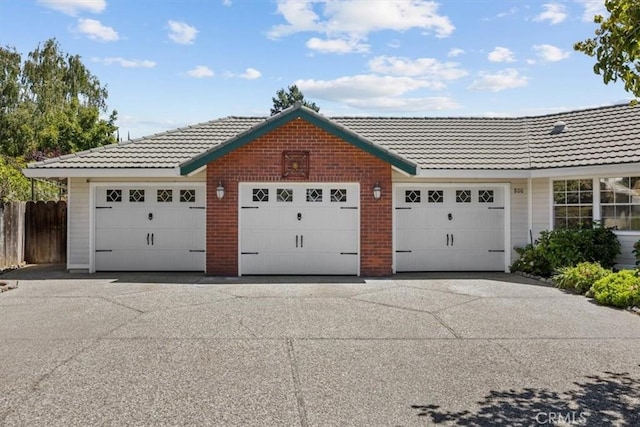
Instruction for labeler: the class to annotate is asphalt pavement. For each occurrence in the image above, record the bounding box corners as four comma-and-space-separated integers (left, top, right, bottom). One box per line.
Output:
1, 265, 639, 426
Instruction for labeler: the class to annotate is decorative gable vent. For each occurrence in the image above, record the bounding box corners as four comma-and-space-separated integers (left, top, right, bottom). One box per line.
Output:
551, 120, 568, 135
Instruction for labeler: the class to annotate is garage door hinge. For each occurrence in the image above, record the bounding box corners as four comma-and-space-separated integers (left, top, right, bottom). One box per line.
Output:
488, 250, 505, 252
488, 207, 505, 210
340, 252, 358, 255
95, 249, 113, 252
241, 252, 259, 255
189, 250, 205, 252
395, 250, 412, 253
340, 206, 358, 210
241, 206, 259, 209
395, 207, 411, 210
96, 206, 112, 209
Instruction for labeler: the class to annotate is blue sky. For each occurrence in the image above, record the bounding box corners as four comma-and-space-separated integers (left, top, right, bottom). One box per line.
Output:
0, 0, 631, 138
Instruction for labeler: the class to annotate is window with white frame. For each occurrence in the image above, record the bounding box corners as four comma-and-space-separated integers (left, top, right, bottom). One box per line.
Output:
600, 176, 640, 231
552, 179, 593, 228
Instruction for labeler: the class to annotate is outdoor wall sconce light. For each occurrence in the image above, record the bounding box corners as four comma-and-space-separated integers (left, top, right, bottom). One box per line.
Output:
373, 183, 382, 200
216, 181, 225, 200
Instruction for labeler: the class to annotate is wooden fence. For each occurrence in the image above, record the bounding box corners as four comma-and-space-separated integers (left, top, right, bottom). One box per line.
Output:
0, 202, 26, 268
0, 201, 67, 268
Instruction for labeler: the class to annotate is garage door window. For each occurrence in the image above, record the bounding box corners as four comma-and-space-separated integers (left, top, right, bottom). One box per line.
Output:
479, 190, 494, 203
331, 189, 347, 202
157, 189, 173, 202
307, 188, 323, 202
428, 190, 443, 203
251, 188, 268, 202
405, 190, 421, 203
456, 190, 471, 203
277, 188, 293, 202
129, 189, 145, 202
106, 189, 122, 202
181, 189, 197, 203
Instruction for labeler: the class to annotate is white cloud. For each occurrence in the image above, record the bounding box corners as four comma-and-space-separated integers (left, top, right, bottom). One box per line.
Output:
336, 96, 460, 111
222, 0, 232, 5
268, 0, 455, 48
448, 48, 464, 58
368, 56, 467, 82
187, 66, 214, 78
168, 20, 198, 44
575, 0, 607, 22
38, 0, 105, 16
297, 75, 438, 99
534, 3, 567, 24
76, 18, 119, 41
93, 57, 156, 68
526, 59, 537, 65
297, 75, 459, 111
488, 47, 515, 63
468, 68, 529, 92
533, 44, 570, 62
387, 39, 401, 49
306, 37, 369, 54
238, 68, 261, 79
483, 7, 518, 21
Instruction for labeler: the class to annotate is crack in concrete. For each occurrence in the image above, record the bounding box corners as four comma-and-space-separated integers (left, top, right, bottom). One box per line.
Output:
431, 312, 462, 339
286, 338, 309, 427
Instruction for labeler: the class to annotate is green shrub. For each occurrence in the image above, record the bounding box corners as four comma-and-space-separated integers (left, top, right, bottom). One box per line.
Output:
511, 226, 620, 277
590, 270, 640, 308
633, 240, 640, 266
553, 262, 612, 294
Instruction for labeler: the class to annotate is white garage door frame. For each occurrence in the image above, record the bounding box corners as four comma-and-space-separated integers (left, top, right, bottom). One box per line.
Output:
88, 182, 206, 273
392, 182, 511, 273
238, 182, 361, 276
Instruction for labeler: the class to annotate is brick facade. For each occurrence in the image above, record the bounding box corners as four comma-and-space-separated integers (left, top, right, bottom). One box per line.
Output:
205, 117, 392, 276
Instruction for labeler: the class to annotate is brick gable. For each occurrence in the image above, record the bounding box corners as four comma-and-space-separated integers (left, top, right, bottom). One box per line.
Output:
206, 117, 392, 276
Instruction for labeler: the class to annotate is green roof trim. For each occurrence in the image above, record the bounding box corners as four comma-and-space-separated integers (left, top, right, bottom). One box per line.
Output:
179, 104, 417, 176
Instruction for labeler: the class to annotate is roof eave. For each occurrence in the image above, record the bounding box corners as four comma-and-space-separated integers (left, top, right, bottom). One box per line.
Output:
22, 167, 182, 179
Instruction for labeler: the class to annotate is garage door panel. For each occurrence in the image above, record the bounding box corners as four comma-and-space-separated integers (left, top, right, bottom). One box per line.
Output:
298, 229, 358, 252
96, 249, 204, 272
241, 230, 294, 252
239, 183, 359, 275
395, 185, 506, 272
94, 185, 205, 272
241, 252, 357, 275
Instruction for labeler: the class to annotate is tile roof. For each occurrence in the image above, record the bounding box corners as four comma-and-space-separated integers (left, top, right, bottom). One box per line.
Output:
26, 103, 640, 172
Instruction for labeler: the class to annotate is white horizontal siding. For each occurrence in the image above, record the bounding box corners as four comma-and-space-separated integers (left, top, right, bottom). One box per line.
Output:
509, 179, 528, 262
530, 178, 550, 242
68, 178, 90, 267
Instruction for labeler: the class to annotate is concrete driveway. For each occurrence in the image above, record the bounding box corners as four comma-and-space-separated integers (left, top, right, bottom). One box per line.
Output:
1, 266, 639, 426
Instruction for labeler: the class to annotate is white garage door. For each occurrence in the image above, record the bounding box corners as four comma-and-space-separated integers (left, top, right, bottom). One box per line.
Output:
395, 185, 506, 271
94, 185, 205, 271
239, 183, 359, 275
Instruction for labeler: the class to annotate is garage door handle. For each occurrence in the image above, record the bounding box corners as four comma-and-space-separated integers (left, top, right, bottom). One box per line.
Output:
151, 233, 154, 245
451, 234, 454, 246
296, 235, 298, 248
301, 235, 303, 248
446, 233, 449, 246
147, 233, 149, 245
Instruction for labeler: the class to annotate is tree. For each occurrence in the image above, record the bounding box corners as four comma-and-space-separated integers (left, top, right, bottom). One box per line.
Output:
0, 38, 117, 158
271, 84, 319, 115
574, 0, 640, 101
